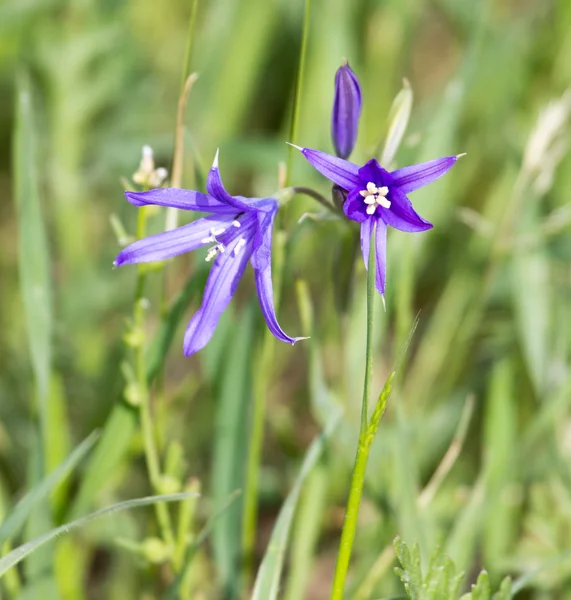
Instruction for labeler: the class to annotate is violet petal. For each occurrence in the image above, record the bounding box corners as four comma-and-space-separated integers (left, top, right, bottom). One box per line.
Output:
391, 156, 458, 194
381, 187, 433, 233
124, 188, 235, 214
375, 220, 387, 295
343, 188, 368, 222
114, 214, 238, 266
183, 235, 253, 356
297, 147, 361, 191
251, 210, 302, 345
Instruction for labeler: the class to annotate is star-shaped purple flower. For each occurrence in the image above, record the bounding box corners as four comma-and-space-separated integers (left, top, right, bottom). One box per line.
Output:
115, 152, 303, 356
291, 146, 462, 296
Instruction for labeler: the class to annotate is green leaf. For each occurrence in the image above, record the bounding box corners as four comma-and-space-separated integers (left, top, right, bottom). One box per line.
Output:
211, 303, 254, 597
13, 70, 52, 419
460, 571, 491, 600
251, 415, 339, 600
0, 493, 198, 578
393, 538, 422, 600
0, 432, 98, 547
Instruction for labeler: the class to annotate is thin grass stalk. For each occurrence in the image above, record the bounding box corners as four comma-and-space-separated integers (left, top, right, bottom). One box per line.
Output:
132, 206, 176, 553
330, 226, 376, 600
285, 0, 311, 188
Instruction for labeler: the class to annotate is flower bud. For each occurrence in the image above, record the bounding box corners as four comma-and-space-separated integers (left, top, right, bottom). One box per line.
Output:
332, 61, 362, 159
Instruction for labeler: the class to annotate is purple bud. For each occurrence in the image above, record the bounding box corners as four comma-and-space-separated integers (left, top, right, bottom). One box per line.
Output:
332, 61, 362, 159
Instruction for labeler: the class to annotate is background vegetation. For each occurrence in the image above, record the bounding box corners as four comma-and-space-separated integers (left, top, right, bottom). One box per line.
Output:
1, 0, 571, 598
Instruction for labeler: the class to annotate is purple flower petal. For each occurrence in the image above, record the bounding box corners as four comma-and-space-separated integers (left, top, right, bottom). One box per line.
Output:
125, 188, 235, 214
183, 235, 253, 356
295, 147, 361, 191
343, 188, 368, 222
114, 214, 238, 266
360, 219, 387, 295
391, 156, 458, 194
358, 159, 392, 187
374, 220, 387, 295
332, 62, 362, 159
251, 210, 302, 345
206, 152, 260, 212
360, 218, 373, 268
381, 187, 433, 233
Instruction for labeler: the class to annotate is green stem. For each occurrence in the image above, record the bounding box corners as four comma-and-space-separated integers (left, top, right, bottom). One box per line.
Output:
180, 0, 199, 92
285, 0, 311, 188
330, 226, 376, 600
133, 206, 175, 553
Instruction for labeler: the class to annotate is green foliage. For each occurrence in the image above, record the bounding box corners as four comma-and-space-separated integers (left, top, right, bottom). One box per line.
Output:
395, 538, 512, 600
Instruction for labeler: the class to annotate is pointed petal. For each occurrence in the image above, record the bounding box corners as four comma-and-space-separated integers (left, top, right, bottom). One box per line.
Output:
251, 210, 303, 345
332, 62, 362, 159
296, 147, 361, 191
360, 218, 373, 269
374, 220, 387, 295
390, 156, 458, 194
183, 235, 253, 356
357, 158, 391, 187
344, 188, 368, 222
124, 188, 235, 214
206, 152, 259, 212
114, 214, 238, 266
382, 187, 433, 232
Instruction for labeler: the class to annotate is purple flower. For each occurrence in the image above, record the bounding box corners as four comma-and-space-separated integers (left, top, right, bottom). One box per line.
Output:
115, 152, 303, 356
332, 61, 362, 159
291, 146, 462, 296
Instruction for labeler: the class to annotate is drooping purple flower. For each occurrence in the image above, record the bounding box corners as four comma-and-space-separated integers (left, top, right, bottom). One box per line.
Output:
332, 61, 362, 159
115, 152, 304, 356
290, 146, 462, 297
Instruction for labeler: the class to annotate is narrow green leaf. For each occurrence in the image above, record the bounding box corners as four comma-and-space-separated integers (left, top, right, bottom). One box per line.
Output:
251, 415, 339, 600
13, 70, 52, 418
211, 303, 254, 597
0, 493, 198, 578
0, 432, 98, 546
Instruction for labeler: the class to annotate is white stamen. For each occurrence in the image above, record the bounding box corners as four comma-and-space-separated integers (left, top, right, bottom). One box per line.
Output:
205, 247, 218, 262
361, 181, 391, 214
233, 238, 247, 256
211, 227, 226, 236
232, 220, 241, 228
217, 243, 226, 253
201, 235, 215, 244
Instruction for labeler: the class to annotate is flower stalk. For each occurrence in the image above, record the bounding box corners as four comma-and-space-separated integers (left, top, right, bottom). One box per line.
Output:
330, 230, 393, 600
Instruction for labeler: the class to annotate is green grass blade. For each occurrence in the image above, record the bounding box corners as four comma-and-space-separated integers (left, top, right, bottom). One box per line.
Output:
13, 70, 52, 420
251, 414, 339, 600
0, 493, 198, 578
0, 432, 98, 546
211, 303, 254, 597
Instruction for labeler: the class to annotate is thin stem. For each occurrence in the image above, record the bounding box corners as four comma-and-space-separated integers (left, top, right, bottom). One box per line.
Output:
291, 186, 338, 213
179, 0, 199, 92
133, 206, 175, 552
330, 227, 376, 600
285, 0, 311, 188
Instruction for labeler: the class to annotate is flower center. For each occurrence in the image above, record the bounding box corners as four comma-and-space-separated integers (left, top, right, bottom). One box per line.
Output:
202, 221, 242, 262
359, 182, 391, 215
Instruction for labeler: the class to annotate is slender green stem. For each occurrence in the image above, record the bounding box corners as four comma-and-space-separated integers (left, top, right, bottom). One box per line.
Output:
291, 186, 338, 213
242, 231, 286, 580
285, 0, 311, 188
133, 206, 175, 552
180, 0, 199, 92
330, 227, 376, 600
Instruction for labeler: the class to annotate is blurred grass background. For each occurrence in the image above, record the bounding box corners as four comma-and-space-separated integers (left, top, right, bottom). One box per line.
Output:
1, 0, 571, 598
